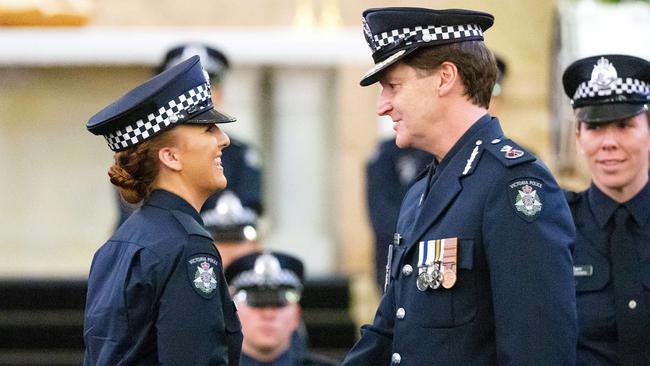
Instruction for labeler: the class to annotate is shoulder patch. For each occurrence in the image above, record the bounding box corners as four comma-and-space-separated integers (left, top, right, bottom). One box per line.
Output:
171, 210, 212, 239
187, 254, 220, 298
484, 138, 536, 168
508, 178, 544, 222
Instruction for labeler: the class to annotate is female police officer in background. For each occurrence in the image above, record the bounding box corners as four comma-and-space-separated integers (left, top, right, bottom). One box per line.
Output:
563, 54, 650, 365
83, 56, 242, 365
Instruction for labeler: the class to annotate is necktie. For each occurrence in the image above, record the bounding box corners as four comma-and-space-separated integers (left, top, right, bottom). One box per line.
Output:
610, 206, 650, 364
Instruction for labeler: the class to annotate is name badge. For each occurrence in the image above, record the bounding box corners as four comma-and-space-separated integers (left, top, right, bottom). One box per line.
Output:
573, 265, 593, 277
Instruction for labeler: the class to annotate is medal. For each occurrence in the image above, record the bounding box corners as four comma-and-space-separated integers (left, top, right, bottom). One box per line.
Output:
427, 265, 443, 289
442, 270, 456, 289
441, 238, 458, 289
416, 271, 429, 291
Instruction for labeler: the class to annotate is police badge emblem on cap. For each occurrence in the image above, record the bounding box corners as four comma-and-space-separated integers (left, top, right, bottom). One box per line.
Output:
562, 54, 650, 124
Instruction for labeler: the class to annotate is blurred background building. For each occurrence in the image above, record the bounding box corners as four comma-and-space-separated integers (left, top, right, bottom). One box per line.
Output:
0, 0, 648, 364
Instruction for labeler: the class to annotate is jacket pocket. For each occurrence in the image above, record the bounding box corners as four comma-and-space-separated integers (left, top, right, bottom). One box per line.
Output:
412, 238, 476, 328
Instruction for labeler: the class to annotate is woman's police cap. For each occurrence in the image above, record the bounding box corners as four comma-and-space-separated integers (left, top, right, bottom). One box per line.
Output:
562, 54, 650, 124
87, 55, 236, 152
360, 7, 494, 86
225, 251, 304, 307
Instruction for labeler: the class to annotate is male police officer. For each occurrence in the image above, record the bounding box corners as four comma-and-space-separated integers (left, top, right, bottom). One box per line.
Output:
115, 44, 263, 227
563, 54, 650, 365
202, 190, 261, 268
343, 8, 577, 365
225, 251, 338, 366
366, 56, 508, 290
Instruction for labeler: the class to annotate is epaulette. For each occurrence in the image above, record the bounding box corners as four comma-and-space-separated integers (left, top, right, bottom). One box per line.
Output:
563, 190, 582, 205
171, 210, 213, 239
482, 138, 536, 168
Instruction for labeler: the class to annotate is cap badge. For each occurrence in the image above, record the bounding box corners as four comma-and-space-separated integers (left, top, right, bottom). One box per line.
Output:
590, 57, 618, 91
362, 17, 372, 41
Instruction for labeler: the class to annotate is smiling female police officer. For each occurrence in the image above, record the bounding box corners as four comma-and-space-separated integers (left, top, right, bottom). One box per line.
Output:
83, 56, 242, 365
563, 54, 650, 365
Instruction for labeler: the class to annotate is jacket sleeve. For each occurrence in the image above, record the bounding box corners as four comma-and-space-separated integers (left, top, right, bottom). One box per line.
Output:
482, 162, 577, 365
342, 283, 396, 366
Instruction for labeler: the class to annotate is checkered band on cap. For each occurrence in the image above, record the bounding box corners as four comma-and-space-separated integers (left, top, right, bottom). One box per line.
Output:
105, 83, 211, 151
231, 269, 302, 290
366, 23, 483, 53
573, 77, 650, 101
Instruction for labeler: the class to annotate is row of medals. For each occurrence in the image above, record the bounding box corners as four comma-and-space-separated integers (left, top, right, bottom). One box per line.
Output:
417, 262, 444, 291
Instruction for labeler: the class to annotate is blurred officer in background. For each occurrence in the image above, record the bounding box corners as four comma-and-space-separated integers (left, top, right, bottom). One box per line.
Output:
202, 189, 261, 268
225, 251, 338, 366
563, 54, 650, 365
84, 56, 242, 365
115, 43, 263, 228
366, 55, 508, 289
344, 7, 576, 365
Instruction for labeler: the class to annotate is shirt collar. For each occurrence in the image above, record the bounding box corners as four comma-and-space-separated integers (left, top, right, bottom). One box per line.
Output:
145, 189, 204, 225
240, 350, 291, 366
588, 180, 650, 228
622, 180, 650, 226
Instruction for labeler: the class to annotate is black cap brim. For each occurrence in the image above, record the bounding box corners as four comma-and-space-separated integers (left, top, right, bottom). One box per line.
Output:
186, 107, 236, 124
576, 103, 648, 124
360, 47, 419, 87
235, 288, 301, 308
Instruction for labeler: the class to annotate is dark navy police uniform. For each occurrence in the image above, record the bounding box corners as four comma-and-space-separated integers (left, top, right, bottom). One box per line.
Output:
345, 115, 577, 365
345, 7, 577, 365
562, 54, 650, 365
85, 190, 242, 365
567, 184, 650, 365
366, 139, 431, 288
85, 56, 242, 364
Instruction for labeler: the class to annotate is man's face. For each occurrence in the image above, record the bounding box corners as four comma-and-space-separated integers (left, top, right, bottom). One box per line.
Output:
576, 112, 650, 197
377, 63, 441, 150
237, 300, 300, 358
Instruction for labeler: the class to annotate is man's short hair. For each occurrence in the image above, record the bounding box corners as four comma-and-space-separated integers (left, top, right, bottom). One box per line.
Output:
403, 41, 498, 109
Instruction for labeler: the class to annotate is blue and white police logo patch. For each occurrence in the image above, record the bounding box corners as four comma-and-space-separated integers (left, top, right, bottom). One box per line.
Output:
187, 255, 219, 298
508, 178, 543, 222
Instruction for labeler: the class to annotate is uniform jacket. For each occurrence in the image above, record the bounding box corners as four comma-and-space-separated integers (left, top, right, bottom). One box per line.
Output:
343, 115, 577, 365
84, 189, 243, 365
567, 183, 650, 365
367, 139, 432, 288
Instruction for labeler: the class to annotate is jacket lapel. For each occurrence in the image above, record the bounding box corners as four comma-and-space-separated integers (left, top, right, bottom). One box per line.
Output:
405, 117, 502, 247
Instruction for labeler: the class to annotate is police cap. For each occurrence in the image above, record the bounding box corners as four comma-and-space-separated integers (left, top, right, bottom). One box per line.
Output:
360, 7, 494, 86
225, 251, 304, 308
158, 44, 230, 84
562, 54, 650, 124
201, 190, 258, 242
87, 56, 235, 152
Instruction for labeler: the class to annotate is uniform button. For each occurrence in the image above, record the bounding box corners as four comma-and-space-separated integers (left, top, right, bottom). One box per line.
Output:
629, 299, 637, 310
392, 352, 402, 365
396, 307, 405, 319
402, 264, 413, 276
422, 33, 432, 42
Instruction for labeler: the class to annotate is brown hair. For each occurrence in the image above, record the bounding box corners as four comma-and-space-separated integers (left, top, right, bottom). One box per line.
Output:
403, 41, 498, 109
108, 131, 177, 203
